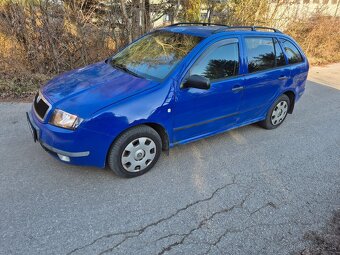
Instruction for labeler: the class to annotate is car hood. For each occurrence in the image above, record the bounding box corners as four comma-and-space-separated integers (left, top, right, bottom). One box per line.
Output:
42, 61, 159, 118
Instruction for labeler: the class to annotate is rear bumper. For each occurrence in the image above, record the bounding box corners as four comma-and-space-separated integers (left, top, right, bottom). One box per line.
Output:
26, 108, 112, 168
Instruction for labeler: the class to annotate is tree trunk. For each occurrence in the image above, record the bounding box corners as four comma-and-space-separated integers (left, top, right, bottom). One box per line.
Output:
144, 0, 151, 32
131, 0, 141, 39
120, 0, 132, 44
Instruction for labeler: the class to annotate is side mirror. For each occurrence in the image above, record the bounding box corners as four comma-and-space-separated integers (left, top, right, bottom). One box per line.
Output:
182, 75, 211, 90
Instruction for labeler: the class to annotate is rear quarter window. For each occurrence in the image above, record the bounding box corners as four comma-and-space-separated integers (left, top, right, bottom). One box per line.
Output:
274, 38, 286, 67
280, 39, 303, 64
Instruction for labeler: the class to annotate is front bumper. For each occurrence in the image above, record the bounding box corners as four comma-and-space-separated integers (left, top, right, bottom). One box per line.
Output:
26, 108, 112, 168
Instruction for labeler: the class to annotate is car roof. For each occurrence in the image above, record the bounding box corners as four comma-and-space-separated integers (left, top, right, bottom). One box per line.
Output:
160, 24, 284, 38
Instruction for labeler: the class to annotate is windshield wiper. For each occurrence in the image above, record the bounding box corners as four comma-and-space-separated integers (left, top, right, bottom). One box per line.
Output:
109, 61, 143, 79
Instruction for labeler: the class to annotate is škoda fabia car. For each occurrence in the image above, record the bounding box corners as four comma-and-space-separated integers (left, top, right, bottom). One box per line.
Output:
27, 23, 309, 177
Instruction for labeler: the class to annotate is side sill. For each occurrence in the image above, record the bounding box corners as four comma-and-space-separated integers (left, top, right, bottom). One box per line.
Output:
172, 116, 265, 146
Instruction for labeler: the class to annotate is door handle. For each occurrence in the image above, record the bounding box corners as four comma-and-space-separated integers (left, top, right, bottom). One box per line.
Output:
232, 86, 244, 93
278, 76, 288, 80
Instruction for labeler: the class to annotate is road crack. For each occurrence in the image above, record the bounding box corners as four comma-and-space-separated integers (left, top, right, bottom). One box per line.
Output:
67, 176, 237, 255
156, 191, 252, 255
250, 201, 277, 215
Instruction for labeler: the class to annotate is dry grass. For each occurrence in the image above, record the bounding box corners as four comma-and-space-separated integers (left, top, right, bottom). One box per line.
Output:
285, 15, 340, 66
0, 1, 339, 99
0, 72, 50, 100
0, 0, 117, 100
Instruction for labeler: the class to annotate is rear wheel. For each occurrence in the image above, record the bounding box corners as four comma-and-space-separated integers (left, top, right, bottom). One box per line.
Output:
108, 125, 162, 178
259, 94, 290, 130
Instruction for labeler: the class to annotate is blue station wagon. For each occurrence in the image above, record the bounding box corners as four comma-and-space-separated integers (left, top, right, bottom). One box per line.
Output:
27, 23, 309, 177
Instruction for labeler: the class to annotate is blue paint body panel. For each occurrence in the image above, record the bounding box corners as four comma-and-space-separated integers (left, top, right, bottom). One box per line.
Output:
28, 27, 309, 168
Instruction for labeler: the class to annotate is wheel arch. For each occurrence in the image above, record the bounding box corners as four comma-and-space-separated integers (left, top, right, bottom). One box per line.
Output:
107, 122, 169, 156
143, 122, 170, 151
105, 122, 170, 168
283, 90, 296, 114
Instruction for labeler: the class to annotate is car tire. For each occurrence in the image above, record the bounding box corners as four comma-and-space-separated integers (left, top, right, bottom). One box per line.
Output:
259, 94, 290, 130
108, 125, 162, 178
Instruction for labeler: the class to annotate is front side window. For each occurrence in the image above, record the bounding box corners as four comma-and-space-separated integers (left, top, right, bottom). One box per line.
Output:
280, 39, 303, 64
110, 31, 203, 81
245, 37, 276, 73
190, 40, 239, 81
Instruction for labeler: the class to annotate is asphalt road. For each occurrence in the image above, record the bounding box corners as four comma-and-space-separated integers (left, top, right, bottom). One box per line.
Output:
1, 65, 339, 255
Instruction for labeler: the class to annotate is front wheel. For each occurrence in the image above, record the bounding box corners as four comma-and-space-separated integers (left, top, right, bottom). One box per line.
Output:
108, 125, 162, 178
259, 94, 290, 130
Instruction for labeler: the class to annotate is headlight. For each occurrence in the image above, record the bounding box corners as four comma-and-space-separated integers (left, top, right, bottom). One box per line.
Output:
49, 109, 83, 130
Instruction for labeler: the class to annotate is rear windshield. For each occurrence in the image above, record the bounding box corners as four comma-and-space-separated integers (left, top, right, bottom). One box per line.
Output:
110, 31, 203, 81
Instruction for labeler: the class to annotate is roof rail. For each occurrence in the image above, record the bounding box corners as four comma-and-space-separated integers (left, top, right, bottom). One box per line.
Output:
213, 26, 282, 33
168, 22, 229, 27
166, 23, 281, 33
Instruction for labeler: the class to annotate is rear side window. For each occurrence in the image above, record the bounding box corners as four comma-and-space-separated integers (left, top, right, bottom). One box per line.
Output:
245, 37, 276, 73
280, 39, 303, 64
190, 40, 239, 81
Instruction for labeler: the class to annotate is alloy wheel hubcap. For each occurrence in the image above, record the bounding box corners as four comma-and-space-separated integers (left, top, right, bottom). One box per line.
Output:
271, 100, 288, 125
121, 137, 156, 172
134, 149, 145, 161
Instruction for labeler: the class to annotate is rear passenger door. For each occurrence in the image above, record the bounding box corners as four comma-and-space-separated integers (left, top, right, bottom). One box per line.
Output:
239, 36, 290, 123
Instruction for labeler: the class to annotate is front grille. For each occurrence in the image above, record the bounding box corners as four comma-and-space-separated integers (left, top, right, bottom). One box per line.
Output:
34, 92, 49, 120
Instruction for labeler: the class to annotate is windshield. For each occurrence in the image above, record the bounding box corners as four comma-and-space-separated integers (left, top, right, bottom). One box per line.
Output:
110, 31, 203, 81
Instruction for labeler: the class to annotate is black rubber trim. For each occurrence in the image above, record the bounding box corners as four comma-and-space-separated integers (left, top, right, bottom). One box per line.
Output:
174, 112, 238, 132
40, 142, 90, 157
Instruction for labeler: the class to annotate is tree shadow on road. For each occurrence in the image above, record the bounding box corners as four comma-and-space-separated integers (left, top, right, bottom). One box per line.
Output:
296, 209, 340, 255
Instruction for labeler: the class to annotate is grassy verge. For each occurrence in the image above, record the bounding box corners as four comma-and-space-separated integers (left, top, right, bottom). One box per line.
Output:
0, 73, 51, 101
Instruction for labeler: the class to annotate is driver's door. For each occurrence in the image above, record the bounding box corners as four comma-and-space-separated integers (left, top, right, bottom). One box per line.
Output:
173, 38, 244, 143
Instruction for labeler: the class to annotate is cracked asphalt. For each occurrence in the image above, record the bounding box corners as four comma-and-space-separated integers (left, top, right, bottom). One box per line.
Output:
1, 64, 339, 255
